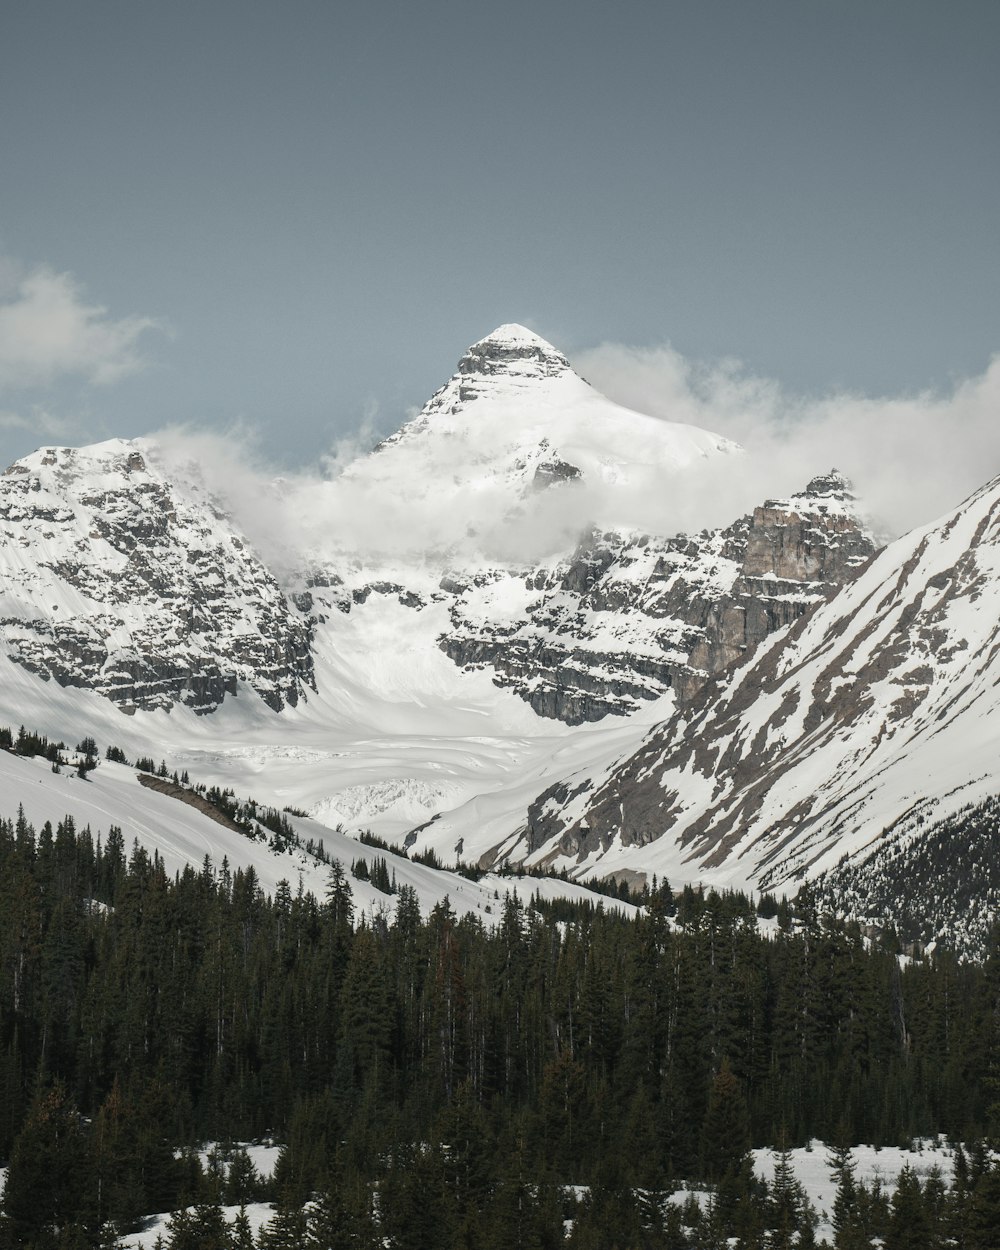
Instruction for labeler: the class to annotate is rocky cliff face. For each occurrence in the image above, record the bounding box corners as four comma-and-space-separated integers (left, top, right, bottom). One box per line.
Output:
523, 471, 1000, 889
0, 441, 313, 714
436, 471, 877, 723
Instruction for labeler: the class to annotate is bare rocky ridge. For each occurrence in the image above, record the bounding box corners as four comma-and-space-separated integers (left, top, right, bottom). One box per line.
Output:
0, 442, 313, 714
437, 471, 877, 723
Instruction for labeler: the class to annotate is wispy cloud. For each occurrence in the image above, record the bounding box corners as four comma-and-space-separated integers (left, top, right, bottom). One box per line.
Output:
0, 405, 76, 436
142, 336, 1000, 573
0, 260, 162, 391
318, 398, 382, 478
575, 341, 1000, 538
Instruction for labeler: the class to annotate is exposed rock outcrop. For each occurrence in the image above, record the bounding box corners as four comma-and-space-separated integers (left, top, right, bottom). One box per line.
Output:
0, 441, 313, 714
438, 471, 878, 723
523, 471, 1000, 886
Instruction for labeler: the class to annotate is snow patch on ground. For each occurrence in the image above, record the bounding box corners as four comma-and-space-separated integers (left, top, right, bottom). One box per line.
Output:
752, 1139, 955, 1245
117, 1202, 274, 1248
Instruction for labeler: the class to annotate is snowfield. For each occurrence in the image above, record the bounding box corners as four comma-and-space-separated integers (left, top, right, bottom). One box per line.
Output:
113, 1139, 960, 1248
0, 745, 638, 923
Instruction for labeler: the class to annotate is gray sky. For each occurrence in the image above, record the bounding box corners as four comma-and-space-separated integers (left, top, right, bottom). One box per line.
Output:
1, 0, 998, 477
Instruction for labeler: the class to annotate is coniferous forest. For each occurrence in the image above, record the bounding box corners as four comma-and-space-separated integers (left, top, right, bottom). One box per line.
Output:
3, 809, 1000, 1247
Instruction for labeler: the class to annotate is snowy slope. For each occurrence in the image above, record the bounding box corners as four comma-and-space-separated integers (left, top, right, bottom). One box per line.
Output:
0, 746, 634, 923
530, 472, 1000, 892
0, 573, 662, 880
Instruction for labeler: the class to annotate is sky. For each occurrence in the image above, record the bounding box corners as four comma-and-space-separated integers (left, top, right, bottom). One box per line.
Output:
1, 0, 999, 529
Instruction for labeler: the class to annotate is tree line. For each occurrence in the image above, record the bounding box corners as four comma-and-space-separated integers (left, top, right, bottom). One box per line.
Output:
1, 807, 1000, 1246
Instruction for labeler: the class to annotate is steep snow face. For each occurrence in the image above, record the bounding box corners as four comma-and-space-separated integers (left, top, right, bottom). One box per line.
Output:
337, 324, 741, 562
0, 440, 313, 714
529, 472, 1000, 892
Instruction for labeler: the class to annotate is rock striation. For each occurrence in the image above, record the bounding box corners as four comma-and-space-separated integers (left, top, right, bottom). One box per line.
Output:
437, 471, 877, 723
0, 441, 313, 714
523, 470, 1000, 889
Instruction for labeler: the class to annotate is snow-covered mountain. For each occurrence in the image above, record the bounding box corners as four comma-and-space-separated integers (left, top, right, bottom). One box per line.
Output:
13, 319, 992, 934
0, 441, 313, 713
302, 325, 876, 725
339, 322, 740, 561
0, 326, 875, 736
523, 471, 1000, 899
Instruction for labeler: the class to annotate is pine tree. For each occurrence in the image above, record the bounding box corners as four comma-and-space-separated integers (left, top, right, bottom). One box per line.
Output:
231, 1207, 256, 1250
884, 1165, 930, 1250
258, 1204, 308, 1249
165, 1201, 229, 1250
0, 1081, 95, 1249
535, 1051, 589, 1177
483, 1139, 543, 1250
768, 1131, 801, 1250
306, 1168, 379, 1250
828, 1133, 863, 1249
307, 1182, 355, 1250
225, 1149, 262, 1206
965, 1162, 1000, 1249
700, 1059, 751, 1183
379, 1143, 455, 1250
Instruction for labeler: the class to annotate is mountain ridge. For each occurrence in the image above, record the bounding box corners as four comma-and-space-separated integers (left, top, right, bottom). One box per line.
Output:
0, 439, 313, 714
0, 322, 991, 947
522, 470, 1000, 897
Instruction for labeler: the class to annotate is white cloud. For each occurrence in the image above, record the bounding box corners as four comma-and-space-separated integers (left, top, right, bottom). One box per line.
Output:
318, 398, 381, 478
148, 421, 325, 573
143, 338, 1000, 575
0, 406, 77, 436
575, 342, 1000, 538
0, 261, 161, 391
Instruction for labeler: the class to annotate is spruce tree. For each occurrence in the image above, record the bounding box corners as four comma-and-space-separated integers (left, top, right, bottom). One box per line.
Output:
700, 1059, 751, 1183
768, 1131, 802, 1250
828, 1134, 863, 1250
258, 1204, 309, 1249
884, 1165, 930, 1250
965, 1162, 1000, 1249
0, 1080, 95, 1249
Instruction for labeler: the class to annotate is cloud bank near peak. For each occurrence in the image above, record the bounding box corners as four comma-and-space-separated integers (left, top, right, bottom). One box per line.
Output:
575, 341, 1000, 540
148, 338, 1000, 572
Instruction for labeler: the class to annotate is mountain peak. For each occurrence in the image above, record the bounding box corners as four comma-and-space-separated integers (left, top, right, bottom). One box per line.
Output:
457, 324, 571, 380
5, 437, 152, 482
359, 323, 739, 561
761, 468, 866, 523
803, 469, 854, 499
470, 323, 561, 351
